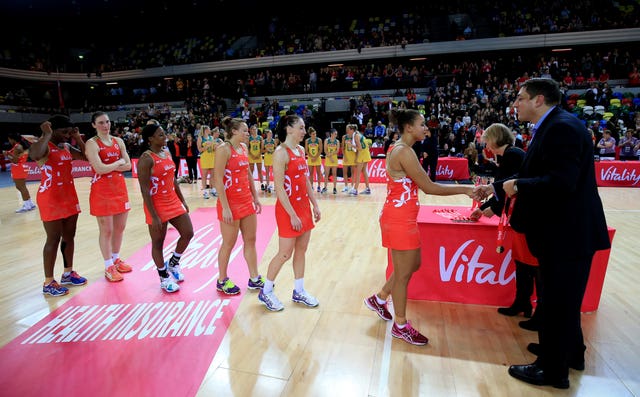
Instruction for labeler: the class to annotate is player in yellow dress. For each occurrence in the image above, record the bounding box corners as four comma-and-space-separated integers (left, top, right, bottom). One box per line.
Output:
262, 129, 276, 193
305, 127, 324, 193
248, 124, 264, 190
323, 128, 340, 194
353, 129, 372, 195
341, 124, 358, 194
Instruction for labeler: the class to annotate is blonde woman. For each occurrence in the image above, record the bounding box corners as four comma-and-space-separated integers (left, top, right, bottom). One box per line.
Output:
323, 128, 340, 194
341, 124, 358, 194
262, 129, 277, 193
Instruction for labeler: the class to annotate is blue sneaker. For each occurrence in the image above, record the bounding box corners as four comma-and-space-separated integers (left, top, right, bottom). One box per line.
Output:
60, 271, 88, 286
160, 276, 180, 293
43, 280, 69, 297
247, 275, 265, 290
292, 289, 319, 307
216, 277, 240, 295
258, 289, 284, 311
167, 261, 185, 282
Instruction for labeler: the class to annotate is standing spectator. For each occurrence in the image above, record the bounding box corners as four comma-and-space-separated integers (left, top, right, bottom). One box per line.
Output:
596, 129, 616, 158
184, 132, 199, 184
4, 132, 36, 212
421, 126, 439, 181
167, 133, 182, 178
85, 111, 133, 283
137, 124, 193, 293
214, 117, 264, 295
258, 114, 321, 311
499, 78, 610, 389
29, 115, 88, 296
364, 109, 477, 345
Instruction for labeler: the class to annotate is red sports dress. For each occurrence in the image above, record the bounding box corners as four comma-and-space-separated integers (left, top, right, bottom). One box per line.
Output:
275, 146, 314, 238
89, 137, 130, 216
143, 151, 187, 224
36, 142, 81, 222
379, 174, 421, 250
8, 143, 28, 179
216, 144, 256, 220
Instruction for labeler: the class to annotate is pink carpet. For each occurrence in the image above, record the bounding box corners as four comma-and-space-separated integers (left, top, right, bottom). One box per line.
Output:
0, 206, 276, 397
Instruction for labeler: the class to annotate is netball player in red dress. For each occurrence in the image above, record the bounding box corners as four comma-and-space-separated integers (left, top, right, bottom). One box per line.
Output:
258, 114, 321, 311
28, 115, 88, 296
364, 109, 478, 345
85, 111, 133, 283
5, 132, 36, 212
137, 124, 194, 293
214, 117, 263, 295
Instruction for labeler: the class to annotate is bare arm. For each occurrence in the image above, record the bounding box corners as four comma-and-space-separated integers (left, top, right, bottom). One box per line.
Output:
29, 121, 53, 162
85, 138, 127, 174
213, 143, 233, 223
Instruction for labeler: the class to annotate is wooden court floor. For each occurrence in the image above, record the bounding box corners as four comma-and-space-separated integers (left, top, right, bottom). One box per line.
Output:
0, 176, 638, 397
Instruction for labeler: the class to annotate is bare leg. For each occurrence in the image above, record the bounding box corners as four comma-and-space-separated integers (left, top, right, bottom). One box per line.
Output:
239, 214, 258, 278
218, 219, 240, 280
389, 248, 421, 325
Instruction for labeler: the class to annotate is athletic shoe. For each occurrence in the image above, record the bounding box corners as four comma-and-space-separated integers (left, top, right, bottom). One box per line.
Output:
15, 205, 30, 213
342, 186, 350, 193
361, 187, 371, 195
261, 184, 266, 191
321, 187, 327, 194
317, 186, 321, 193
364, 295, 392, 321
167, 262, 185, 282
43, 280, 69, 297
160, 276, 180, 293
114, 258, 132, 273
60, 271, 88, 286
104, 265, 124, 282
247, 275, 265, 290
349, 189, 358, 196
333, 188, 337, 195
258, 289, 284, 311
216, 277, 240, 295
292, 289, 319, 307
211, 189, 218, 197
266, 185, 273, 194
203, 190, 210, 199
391, 321, 429, 346
27, 202, 37, 210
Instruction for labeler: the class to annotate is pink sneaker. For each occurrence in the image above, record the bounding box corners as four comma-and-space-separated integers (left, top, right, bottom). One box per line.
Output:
364, 295, 392, 321
391, 321, 429, 345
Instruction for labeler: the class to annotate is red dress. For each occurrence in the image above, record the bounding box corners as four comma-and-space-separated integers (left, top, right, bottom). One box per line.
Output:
8, 143, 28, 179
89, 137, 130, 216
275, 146, 314, 238
216, 144, 256, 220
379, 174, 421, 250
36, 142, 81, 222
143, 151, 187, 224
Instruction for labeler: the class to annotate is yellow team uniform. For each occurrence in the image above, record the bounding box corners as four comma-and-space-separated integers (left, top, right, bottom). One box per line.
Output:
356, 134, 372, 163
342, 135, 357, 166
306, 137, 322, 166
263, 138, 276, 166
248, 135, 263, 164
324, 138, 339, 167
199, 135, 215, 168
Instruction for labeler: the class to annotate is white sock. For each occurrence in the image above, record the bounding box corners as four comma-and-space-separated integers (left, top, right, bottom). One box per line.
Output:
375, 294, 386, 305
112, 252, 120, 261
263, 279, 275, 294
104, 258, 114, 268
395, 322, 407, 329
294, 278, 304, 293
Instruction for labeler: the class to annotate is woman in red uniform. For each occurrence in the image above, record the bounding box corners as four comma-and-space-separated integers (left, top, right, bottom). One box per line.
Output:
258, 114, 321, 311
28, 115, 88, 296
214, 117, 263, 295
5, 132, 36, 212
137, 124, 194, 293
85, 111, 133, 283
363, 109, 477, 345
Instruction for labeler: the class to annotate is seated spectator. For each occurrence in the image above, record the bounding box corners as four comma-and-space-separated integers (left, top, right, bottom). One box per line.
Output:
596, 129, 616, 159
618, 129, 639, 161
374, 121, 387, 138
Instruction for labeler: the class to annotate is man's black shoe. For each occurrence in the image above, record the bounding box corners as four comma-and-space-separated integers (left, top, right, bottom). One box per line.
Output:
526, 343, 585, 371
508, 363, 570, 389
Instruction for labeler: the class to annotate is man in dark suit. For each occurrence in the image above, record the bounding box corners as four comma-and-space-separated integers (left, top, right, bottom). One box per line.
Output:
494, 78, 610, 389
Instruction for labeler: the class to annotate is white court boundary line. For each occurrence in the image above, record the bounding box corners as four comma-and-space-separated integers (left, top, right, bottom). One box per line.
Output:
377, 299, 394, 397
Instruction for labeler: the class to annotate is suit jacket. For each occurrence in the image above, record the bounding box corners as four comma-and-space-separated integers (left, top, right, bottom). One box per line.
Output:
504, 107, 610, 259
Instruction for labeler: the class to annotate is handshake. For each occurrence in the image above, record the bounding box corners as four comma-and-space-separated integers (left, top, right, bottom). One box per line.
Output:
470, 184, 493, 201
